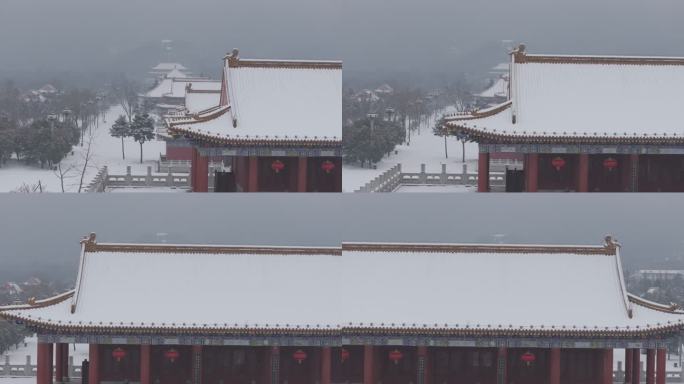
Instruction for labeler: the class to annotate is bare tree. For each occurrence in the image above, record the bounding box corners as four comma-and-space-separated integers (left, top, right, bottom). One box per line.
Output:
53, 162, 76, 193
112, 76, 139, 123
14, 181, 44, 193
77, 129, 97, 193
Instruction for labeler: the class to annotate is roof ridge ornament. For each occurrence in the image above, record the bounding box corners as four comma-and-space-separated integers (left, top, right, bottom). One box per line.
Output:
604, 234, 619, 253
81, 232, 97, 252
226, 48, 240, 67
511, 44, 526, 63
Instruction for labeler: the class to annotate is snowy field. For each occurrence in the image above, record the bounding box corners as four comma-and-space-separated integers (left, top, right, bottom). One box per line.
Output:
0, 379, 34, 384
0, 105, 167, 192
342, 107, 479, 192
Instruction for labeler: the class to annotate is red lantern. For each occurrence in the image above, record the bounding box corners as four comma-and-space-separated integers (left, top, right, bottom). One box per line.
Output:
340, 348, 350, 363
111, 347, 126, 362
271, 160, 285, 173
321, 160, 336, 174
164, 348, 180, 363
388, 349, 403, 364
521, 351, 536, 366
551, 157, 566, 171
293, 349, 307, 364
603, 157, 618, 171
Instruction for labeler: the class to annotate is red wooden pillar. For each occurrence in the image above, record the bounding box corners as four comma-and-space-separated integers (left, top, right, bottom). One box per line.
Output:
140, 345, 151, 384
297, 157, 308, 192
37, 342, 53, 384
525, 153, 539, 192
417, 346, 429, 384
497, 347, 507, 384
191, 148, 209, 192
601, 349, 613, 384
363, 345, 374, 384
656, 349, 666, 384
477, 152, 490, 192
646, 349, 655, 384
270, 346, 280, 384
321, 347, 332, 384
248, 156, 259, 192
549, 348, 561, 384
89, 344, 100, 384
630, 154, 640, 192
192, 345, 202, 384
633, 349, 641, 384
196, 154, 209, 193
626, 349, 634, 384
55, 343, 66, 383
578, 153, 589, 192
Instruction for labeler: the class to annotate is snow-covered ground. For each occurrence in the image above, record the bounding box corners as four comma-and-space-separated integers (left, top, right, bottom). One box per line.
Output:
394, 184, 474, 193
0, 106, 167, 192
342, 107, 479, 192
1, 335, 88, 365
0, 379, 34, 383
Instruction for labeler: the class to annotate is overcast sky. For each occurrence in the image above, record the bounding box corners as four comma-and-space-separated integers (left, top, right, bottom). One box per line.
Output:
1, 0, 684, 80
0, 194, 683, 283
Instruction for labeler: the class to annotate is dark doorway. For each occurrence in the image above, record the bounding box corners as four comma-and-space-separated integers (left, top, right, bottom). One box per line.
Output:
431, 347, 497, 384
506, 169, 524, 192
214, 171, 236, 192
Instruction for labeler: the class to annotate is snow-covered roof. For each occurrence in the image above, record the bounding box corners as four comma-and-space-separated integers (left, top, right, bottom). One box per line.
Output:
443, 46, 684, 144
145, 78, 219, 100
185, 91, 221, 114
2, 234, 683, 337
145, 78, 173, 98
167, 51, 342, 147
152, 63, 187, 72
478, 76, 508, 98
165, 68, 187, 79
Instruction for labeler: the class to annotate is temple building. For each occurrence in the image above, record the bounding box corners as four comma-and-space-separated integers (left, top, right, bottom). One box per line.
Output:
165, 49, 342, 192
149, 63, 189, 78
1, 233, 682, 384
440, 45, 684, 192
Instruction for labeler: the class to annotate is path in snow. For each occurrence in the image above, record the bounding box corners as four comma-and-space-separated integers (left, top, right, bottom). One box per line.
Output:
342, 107, 479, 192
0, 106, 167, 192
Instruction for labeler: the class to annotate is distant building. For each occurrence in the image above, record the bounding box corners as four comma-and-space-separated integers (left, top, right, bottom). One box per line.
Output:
1, 282, 23, 296
149, 63, 188, 78
476, 74, 509, 108
636, 270, 684, 281
441, 44, 684, 192
0, 234, 679, 384
374, 83, 394, 95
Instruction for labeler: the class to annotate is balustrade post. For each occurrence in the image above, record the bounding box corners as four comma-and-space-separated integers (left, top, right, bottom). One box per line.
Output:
25, 355, 31, 377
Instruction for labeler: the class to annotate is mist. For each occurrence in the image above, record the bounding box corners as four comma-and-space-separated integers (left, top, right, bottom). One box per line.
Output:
2, 0, 684, 87
1, 194, 683, 283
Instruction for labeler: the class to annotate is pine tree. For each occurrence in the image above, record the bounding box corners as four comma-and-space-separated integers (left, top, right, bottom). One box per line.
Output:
110, 115, 130, 160
130, 114, 155, 163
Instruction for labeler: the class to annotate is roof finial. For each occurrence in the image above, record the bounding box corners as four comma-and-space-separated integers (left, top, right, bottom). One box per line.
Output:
512, 43, 526, 62
604, 235, 619, 252
225, 48, 240, 66
80, 233, 97, 251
